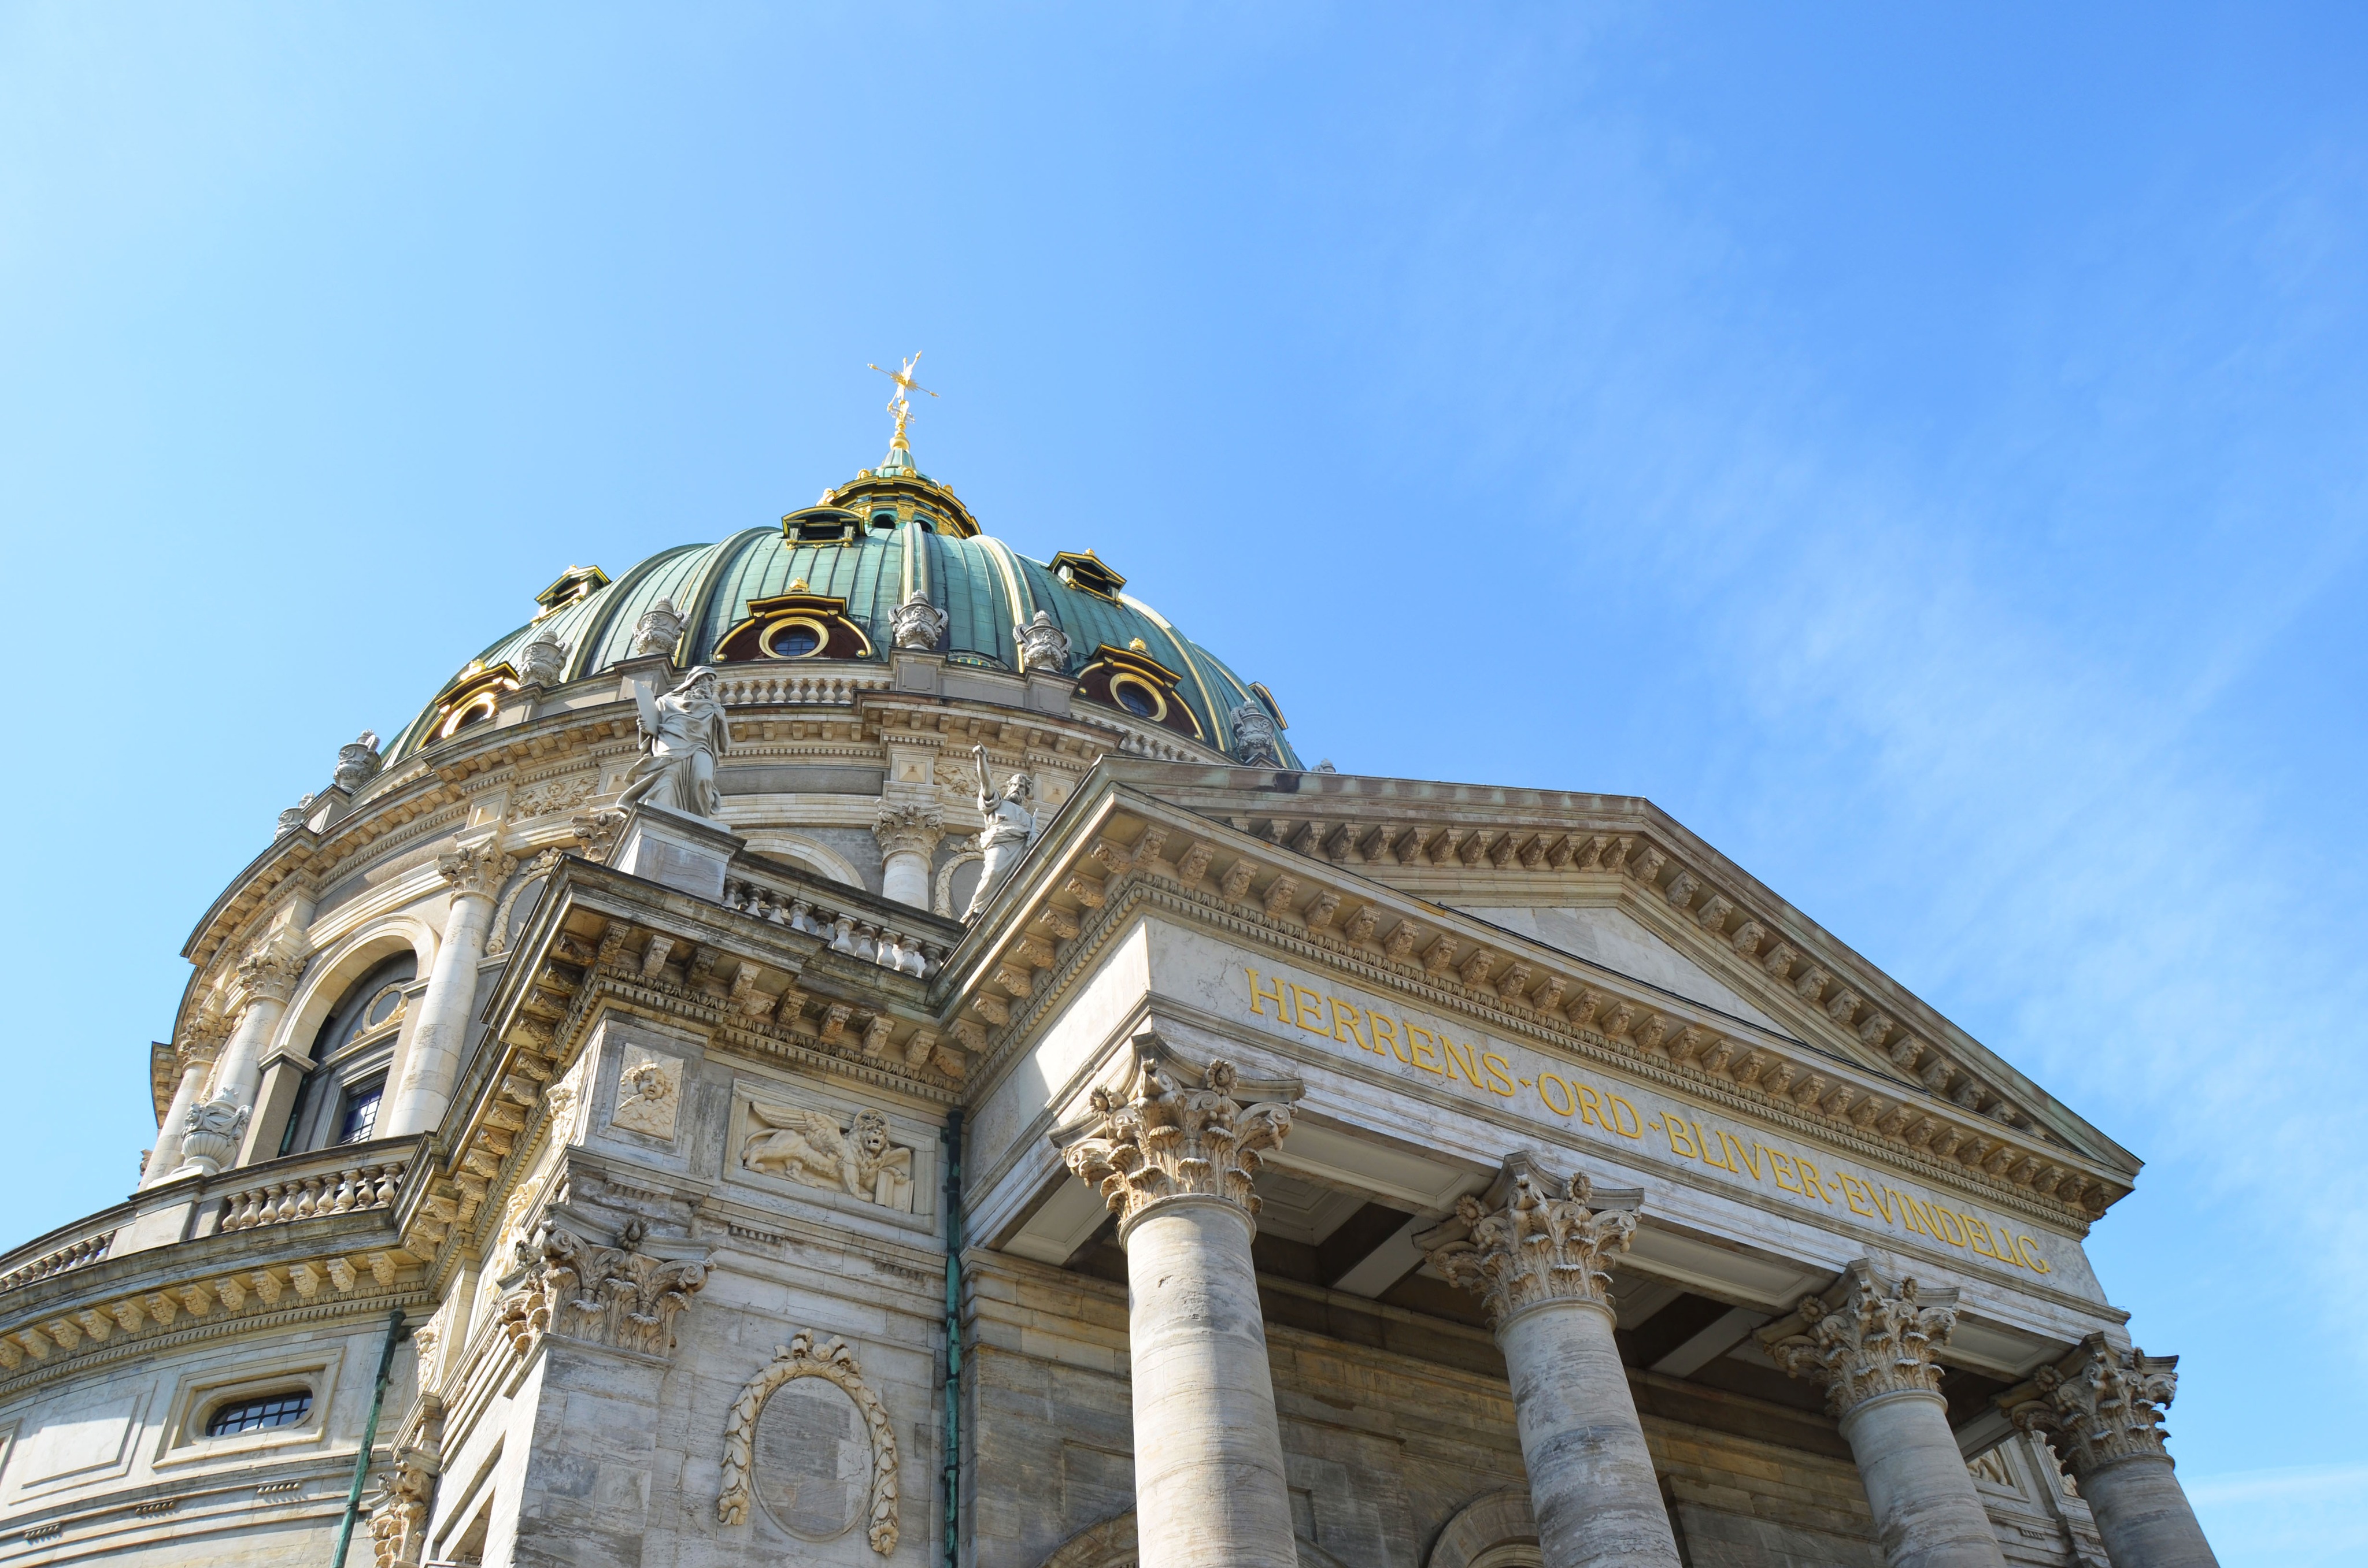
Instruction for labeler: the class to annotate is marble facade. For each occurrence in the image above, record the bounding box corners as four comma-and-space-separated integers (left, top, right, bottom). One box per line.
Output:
0, 434, 2217, 1568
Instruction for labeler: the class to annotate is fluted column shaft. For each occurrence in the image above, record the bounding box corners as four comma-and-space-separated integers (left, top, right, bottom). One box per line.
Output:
2000, 1336, 2218, 1568
1418, 1158, 1681, 1568
1059, 1041, 1303, 1568
874, 805, 944, 911
384, 839, 512, 1137
1760, 1262, 2005, 1568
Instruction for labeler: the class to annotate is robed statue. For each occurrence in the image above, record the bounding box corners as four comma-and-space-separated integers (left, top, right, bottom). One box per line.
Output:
619, 666, 731, 820
962, 745, 1037, 922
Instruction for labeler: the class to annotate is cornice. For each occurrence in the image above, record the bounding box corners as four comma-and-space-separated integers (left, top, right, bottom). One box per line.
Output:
941, 790, 2126, 1232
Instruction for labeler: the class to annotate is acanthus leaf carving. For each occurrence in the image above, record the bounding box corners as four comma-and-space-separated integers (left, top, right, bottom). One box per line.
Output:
1054, 1036, 1296, 1232
1997, 1333, 2180, 1479
1415, 1157, 1643, 1327
495, 1218, 706, 1359
1757, 1260, 1958, 1419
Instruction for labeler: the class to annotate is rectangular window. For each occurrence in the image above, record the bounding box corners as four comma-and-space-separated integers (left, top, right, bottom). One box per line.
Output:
336, 1080, 384, 1145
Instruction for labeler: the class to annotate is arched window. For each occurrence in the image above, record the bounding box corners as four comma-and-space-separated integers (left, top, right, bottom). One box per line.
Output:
205, 1389, 312, 1437
280, 953, 417, 1155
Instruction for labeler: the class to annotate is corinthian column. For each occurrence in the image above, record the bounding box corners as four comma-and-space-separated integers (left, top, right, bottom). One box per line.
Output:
142, 1014, 225, 1187
1999, 1336, 2219, 1568
384, 837, 514, 1137
872, 803, 944, 910
1057, 1039, 1301, 1568
1416, 1156, 1681, 1568
172, 946, 304, 1177
1758, 1262, 2006, 1568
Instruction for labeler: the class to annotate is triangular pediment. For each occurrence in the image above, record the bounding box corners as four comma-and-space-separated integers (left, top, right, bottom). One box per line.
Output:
1450, 902, 1779, 1032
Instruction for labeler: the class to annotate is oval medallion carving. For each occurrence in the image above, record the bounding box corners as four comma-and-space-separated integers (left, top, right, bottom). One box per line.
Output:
755, 1374, 869, 1540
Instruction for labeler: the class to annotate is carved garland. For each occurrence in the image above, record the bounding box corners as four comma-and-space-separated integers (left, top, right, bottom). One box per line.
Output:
717, 1330, 900, 1555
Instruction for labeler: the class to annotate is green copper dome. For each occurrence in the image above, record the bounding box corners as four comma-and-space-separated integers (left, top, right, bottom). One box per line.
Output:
386, 464, 1298, 769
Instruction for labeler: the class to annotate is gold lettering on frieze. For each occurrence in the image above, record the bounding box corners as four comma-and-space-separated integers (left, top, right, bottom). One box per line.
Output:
1241, 964, 2055, 1280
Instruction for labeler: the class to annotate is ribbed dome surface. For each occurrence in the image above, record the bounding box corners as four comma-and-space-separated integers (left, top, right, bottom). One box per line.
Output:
387, 521, 1297, 767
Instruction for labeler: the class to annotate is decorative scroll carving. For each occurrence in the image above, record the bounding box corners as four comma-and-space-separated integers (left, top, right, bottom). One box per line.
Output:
717, 1330, 900, 1554
1757, 1260, 1958, 1418
1055, 1036, 1297, 1230
741, 1102, 913, 1210
495, 1219, 706, 1358
1997, 1333, 2180, 1477
889, 590, 947, 652
572, 807, 627, 863
1415, 1156, 1643, 1326
363, 1446, 438, 1568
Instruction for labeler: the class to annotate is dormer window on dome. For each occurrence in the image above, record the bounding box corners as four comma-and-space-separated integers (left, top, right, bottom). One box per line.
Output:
1075, 642, 1201, 739
533, 564, 610, 618
427, 661, 522, 742
782, 506, 862, 545
1050, 550, 1126, 599
715, 585, 875, 663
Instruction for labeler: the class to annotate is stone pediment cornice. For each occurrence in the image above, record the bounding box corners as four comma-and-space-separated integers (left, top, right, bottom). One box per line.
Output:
1093, 763, 2136, 1177
939, 781, 2134, 1230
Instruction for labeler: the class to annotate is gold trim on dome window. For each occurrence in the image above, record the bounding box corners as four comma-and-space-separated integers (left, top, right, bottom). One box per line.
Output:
1049, 550, 1127, 599
1074, 643, 1202, 739
427, 661, 523, 742
715, 588, 875, 663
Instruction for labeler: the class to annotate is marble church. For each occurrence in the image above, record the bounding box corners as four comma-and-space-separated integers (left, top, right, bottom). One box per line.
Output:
0, 375, 2220, 1568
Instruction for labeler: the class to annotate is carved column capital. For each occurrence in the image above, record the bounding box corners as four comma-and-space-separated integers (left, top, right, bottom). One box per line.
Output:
1998, 1333, 2180, 1478
872, 803, 946, 860
363, 1445, 439, 1568
497, 1218, 707, 1359
438, 838, 516, 903
235, 944, 304, 1009
1055, 1035, 1298, 1236
1756, 1260, 1959, 1418
1415, 1155, 1644, 1327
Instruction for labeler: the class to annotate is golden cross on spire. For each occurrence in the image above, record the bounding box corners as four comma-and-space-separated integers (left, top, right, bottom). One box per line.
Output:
867, 351, 938, 453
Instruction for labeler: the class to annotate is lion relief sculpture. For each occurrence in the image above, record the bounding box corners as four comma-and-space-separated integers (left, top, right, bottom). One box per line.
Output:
741, 1102, 915, 1211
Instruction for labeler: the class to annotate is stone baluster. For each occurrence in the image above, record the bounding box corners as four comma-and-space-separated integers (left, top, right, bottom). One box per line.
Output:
1758, 1262, 2007, 1568
873, 803, 945, 910
1056, 1038, 1301, 1568
1998, 1336, 2219, 1567
1416, 1156, 1682, 1568
385, 836, 515, 1137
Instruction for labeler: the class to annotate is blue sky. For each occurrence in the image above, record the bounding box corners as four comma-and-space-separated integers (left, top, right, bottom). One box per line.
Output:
3, 4, 2362, 1558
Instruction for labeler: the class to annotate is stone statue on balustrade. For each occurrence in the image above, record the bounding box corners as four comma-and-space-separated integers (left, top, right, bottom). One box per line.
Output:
962, 746, 1037, 923
619, 666, 731, 821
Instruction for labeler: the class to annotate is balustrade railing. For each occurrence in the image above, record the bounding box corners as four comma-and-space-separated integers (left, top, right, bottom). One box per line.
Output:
711, 669, 891, 707
0, 1227, 118, 1294
214, 1149, 410, 1233
720, 876, 949, 978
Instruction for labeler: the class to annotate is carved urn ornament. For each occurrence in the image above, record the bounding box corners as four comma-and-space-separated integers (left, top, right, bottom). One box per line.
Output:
889, 589, 947, 651
334, 731, 383, 793
1229, 699, 1283, 767
629, 596, 684, 659
275, 794, 316, 837
519, 627, 568, 686
1013, 609, 1071, 674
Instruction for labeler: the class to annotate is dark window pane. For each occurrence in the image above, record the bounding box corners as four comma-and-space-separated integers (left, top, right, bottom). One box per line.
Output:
337, 1084, 383, 1144
205, 1391, 312, 1437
